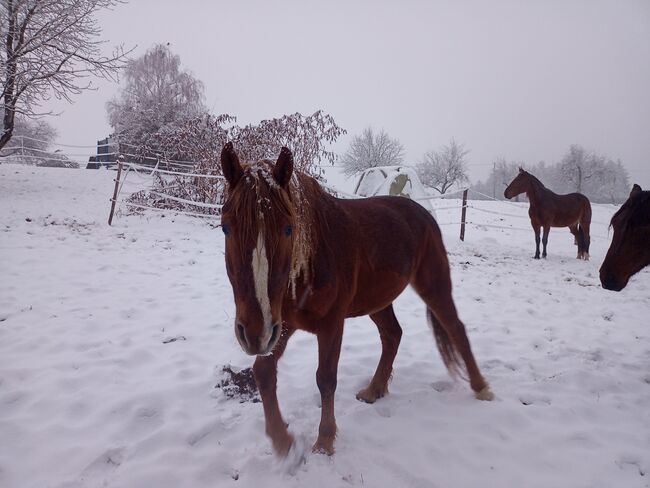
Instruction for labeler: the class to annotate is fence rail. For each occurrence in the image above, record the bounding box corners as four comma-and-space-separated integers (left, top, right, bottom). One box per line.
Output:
106, 163, 617, 243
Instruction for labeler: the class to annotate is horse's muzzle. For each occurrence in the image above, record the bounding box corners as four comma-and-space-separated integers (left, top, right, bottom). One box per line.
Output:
600, 272, 626, 292
235, 322, 281, 356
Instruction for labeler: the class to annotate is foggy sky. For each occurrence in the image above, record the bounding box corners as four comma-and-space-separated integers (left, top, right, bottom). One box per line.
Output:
43, 0, 650, 188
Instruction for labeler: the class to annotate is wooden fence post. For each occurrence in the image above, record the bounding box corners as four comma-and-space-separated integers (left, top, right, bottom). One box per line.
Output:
107, 157, 124, 226
459, 189, 468, 241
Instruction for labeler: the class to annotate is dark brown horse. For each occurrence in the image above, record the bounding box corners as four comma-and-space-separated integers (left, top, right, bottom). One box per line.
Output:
219, 142, 493, 458
600, 184, 650, 291
504, 168, 592, 260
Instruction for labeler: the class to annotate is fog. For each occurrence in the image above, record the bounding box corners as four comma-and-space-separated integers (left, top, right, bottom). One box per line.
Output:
43, 0, 650, 187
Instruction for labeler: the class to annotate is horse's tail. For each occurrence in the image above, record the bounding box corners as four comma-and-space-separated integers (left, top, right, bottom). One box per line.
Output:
427, 308, 467, 379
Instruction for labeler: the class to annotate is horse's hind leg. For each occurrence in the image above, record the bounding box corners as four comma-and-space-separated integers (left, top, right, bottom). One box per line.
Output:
356, 304, 403, 404
569, 224, 583, 258
413, 265, 493, 400
579, 221, 591, 260
569, 224, 579, 246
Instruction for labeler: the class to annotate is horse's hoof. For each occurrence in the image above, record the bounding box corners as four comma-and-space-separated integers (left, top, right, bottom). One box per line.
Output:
272, 432, 295, 458
312, 439, 335, 456
356, 385, 387, 404
475, 386, 494, 401
534, 255, 540, 260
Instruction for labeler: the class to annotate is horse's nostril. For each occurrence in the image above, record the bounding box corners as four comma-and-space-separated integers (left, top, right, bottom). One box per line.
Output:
236, 323, 249, 347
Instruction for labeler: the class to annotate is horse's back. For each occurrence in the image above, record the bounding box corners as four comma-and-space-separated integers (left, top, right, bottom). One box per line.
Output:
334, 195, 445, 316
341, 195, 440, 242
544, 191, 591, 226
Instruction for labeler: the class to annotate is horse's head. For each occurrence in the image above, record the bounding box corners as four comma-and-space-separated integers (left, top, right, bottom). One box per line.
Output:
600, 184, 650, 291
503, 167, 528, 199
220, 142, 295, 355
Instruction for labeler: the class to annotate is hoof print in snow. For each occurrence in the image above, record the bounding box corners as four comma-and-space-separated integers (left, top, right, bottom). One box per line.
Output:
162, 335, 186, 344
519, 395, 551, 406
215, 365, 260, 403
431, 380, 454, 393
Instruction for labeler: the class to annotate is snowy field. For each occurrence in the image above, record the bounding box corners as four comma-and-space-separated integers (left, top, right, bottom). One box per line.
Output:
1, 164, 649, 488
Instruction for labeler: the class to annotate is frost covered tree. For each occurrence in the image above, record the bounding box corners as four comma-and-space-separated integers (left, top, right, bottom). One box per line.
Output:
0, 115, 76, 167
0, 0, 129, 151
340, 127, 404, 176
232, 111, 346, 176
106, 43, 206, 154
470, 158, 522, 200
599, 159, 630, 204
470, 148, 631, 203
416, 138, 469, 194
555, 145, 630, 202
127, 111, 346, 214
1, 114, 56, 155
557, 144, 606, 194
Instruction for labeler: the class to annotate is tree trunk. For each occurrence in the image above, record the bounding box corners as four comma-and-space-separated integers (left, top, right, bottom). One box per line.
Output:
1, 0, 17, 151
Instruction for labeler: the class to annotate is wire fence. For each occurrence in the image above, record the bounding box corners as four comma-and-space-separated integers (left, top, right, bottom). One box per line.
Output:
0, 134, 617, 242
106, 160, 617, 244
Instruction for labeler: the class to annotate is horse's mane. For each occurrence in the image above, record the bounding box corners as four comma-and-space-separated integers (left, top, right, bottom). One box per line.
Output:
224, 160, 326, 298
611, 190, 650, 229
521, 170, 546, 190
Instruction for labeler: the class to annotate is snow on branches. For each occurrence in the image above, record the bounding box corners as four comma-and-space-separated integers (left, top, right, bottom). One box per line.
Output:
125, 111, 346, 215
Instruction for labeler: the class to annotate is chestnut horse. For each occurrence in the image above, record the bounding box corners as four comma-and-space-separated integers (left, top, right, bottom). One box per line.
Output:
600, 184, 650, 291
219, 142, 493, 458
504, 168, 592, 260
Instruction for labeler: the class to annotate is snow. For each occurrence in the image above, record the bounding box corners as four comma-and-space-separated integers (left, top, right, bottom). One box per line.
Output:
1, 164, 649, 488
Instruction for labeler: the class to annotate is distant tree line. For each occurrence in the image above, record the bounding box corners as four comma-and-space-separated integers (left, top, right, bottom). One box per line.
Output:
471, 145, 630, 204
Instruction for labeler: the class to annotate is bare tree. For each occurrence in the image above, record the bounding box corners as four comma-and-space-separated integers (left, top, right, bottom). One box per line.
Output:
0, 115, 77, 167
232, 111, 346, 176
340, 127, 404, 176
127, 111, 346, 214
416, 138, 469, 194
599, 159, 630, 204
107, 43, 205, 151
0, 0, 130, 150
1, 113, 56, 154
557, 144, 605, 194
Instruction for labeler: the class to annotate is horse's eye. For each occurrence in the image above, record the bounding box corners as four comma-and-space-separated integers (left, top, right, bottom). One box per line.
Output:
222, 224, 230, 236
284, 225, 292, 237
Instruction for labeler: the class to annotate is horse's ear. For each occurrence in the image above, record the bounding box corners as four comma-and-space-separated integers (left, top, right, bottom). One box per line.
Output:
630, 184, 642, 197
273, 147, 293, 187
221, 142, 243, 187
519, 167, 524, 173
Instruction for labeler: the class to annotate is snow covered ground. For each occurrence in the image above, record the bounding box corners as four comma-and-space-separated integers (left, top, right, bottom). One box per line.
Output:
1, 164, 649, 488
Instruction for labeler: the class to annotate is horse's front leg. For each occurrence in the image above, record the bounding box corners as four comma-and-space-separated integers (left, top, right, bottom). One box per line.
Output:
313, 322, 344, 455
252, 327, 295, 457
532, 224, 541, 259
541, 226, 550, 258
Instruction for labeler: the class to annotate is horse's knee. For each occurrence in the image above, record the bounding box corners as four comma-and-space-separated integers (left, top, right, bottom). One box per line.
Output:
253, 358, 277, 391
316, 369, 337, 398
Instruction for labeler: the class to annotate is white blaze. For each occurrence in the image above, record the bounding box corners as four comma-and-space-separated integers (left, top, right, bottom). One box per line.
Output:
251, 232, 273, 342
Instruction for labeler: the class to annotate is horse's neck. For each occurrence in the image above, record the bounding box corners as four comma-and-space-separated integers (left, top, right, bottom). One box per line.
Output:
525, 177, 545, 205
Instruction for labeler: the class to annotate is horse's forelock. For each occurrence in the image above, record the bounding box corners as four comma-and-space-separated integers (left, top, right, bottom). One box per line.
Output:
224, 162, 317, 297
